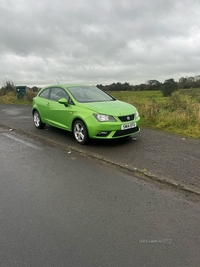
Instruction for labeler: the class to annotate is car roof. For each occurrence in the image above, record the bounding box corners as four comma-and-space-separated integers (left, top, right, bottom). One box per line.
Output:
63, 84, 90, 87
44, 84, 90, 88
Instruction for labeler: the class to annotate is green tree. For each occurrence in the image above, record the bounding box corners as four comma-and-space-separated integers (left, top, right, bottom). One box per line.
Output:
178, 77, 188, 89
146, 79, 161, 90
161, 78, 178, 97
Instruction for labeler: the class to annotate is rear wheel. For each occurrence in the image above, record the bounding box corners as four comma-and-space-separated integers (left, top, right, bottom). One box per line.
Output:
33, 110, 46, 129
73, 120, 88, 145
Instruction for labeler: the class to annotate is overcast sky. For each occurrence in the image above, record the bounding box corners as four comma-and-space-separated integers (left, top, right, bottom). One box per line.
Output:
0, 0, 200, 87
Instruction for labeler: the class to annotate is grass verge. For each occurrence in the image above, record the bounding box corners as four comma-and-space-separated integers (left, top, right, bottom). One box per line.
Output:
110, 89, 200, 139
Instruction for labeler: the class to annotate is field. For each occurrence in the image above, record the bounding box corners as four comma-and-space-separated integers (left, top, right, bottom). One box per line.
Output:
0, 88, 200, 139
109, 89, 200, 139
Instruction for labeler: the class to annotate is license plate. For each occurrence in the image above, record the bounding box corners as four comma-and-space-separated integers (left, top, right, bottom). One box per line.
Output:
121, 123, 136, 130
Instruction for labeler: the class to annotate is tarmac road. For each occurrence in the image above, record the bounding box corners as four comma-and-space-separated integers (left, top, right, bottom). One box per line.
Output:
0, 104, 200, 194
1, 126, 200, 267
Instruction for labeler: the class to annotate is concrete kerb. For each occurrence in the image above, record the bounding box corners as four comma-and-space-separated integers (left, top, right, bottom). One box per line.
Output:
1, 123, 200, 196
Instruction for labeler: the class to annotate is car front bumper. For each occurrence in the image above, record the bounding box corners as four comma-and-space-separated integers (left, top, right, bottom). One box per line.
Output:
86, 116, 140, 139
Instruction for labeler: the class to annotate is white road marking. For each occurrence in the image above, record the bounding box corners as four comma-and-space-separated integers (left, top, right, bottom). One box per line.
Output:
1, 133, 42, 150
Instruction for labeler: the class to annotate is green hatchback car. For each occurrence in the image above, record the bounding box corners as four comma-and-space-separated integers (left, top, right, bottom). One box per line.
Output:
32, 84, 140, 144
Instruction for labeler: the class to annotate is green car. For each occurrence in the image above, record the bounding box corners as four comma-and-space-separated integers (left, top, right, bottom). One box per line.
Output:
32, 84, 140, 144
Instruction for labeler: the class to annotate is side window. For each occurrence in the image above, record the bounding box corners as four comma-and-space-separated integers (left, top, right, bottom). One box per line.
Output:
39, 89, 50, 99
50, 88, 69, 102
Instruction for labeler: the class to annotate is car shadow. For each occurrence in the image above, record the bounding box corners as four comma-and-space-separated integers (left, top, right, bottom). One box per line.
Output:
88, 135, 139, 147
44, 125, 140, 147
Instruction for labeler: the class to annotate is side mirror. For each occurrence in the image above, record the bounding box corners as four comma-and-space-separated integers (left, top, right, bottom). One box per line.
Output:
58, 98, 68, 106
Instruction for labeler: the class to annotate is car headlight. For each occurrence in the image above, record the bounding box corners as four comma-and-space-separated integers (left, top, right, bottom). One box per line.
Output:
135, 110, 139, 118
93, 113, 116, 122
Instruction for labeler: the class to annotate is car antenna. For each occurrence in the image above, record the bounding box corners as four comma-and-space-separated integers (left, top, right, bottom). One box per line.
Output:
54, 76, 59, 84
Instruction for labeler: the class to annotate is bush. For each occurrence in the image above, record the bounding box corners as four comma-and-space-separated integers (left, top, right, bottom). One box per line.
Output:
2, 78, 15, 92
161, 78, 178, 97
24, 89, 37, 102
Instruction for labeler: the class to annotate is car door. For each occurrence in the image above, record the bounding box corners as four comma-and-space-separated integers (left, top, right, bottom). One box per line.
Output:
36, 88, 50, 121
46, 87, 72, 130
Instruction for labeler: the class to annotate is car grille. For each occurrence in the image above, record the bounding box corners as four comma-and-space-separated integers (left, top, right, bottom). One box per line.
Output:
118, 114, 134, 122
113, 126, 139, 137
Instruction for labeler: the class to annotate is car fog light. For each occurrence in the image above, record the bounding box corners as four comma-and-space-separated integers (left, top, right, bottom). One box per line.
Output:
97, 131, 110, 137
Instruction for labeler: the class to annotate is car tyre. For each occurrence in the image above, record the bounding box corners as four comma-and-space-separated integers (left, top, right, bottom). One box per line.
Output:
73, 120, 88, 145
33, 110, 46, 129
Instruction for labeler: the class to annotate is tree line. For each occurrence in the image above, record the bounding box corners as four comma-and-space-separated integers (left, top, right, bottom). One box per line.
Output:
97, 75, 200, 96
97, 79, 177, 96
1, 74, 200, 98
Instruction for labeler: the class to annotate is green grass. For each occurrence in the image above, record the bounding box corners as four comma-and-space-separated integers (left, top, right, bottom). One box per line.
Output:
110, 90, 166, 103
109, 89, 200, 139
0, 90, 37, 105
1, 89, 200, 139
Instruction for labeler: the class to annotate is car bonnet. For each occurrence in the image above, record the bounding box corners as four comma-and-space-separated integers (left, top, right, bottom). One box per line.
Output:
79, 100, 137, 116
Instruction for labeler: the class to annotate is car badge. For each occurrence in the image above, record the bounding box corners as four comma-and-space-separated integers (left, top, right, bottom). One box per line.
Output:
127, 116, 130, 120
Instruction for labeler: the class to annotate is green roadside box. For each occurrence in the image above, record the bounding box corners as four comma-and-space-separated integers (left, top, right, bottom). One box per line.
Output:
16, 86, 26, 99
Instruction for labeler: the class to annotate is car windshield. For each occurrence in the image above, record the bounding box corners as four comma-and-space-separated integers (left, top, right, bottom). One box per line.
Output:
67, 86, 115, 103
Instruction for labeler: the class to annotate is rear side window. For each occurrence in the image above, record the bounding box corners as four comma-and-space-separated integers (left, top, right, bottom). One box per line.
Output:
50, 88, 69, 101
39, 89, 50, 99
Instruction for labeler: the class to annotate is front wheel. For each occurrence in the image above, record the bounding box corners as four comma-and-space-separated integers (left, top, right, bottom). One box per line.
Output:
73, 120, 88, 145
33, 110, 46, 129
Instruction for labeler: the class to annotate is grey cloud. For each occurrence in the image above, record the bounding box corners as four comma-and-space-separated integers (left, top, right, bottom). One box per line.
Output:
0, 0, 200, 86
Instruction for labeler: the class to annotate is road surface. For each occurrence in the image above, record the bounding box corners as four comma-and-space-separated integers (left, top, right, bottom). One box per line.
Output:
0, 104, 200, 192
0, 127, 200, 266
